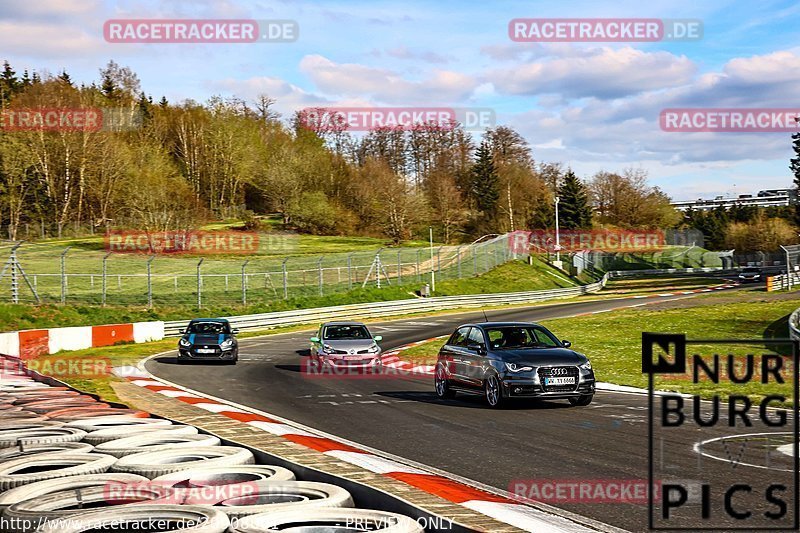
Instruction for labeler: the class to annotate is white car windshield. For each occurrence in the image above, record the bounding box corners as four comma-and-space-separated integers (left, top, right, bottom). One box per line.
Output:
324, 325, 371, 340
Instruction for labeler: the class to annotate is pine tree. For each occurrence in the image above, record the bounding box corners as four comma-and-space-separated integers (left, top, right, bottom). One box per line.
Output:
58, 70, 73, 86
557, 170, 592, 229
0, 61, 18, 106
20, 69, 31, 87
470, 141, 500, 218
159, 96, 169, 108
790, 119, 800, 227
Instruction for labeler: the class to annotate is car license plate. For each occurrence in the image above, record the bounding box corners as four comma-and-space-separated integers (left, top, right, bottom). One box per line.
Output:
545, 376, 576, 385
196, 348, 215, 354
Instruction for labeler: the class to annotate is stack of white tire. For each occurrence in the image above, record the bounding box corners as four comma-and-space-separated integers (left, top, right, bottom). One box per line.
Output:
0, 361, 425, 532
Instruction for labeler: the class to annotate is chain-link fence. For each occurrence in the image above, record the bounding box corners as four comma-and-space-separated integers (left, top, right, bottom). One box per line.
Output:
0, 234, 521, 308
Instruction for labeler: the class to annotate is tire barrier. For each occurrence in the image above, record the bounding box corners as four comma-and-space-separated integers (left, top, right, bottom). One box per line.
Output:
192, 480, 354, 519
2, 485, 180, 532
0, 361, 453, 533
0, 442, 94, 462
0, 472, 147, 509
95, 433, 222, 458
83, 424, 197, 445
110, 447, 256, 478
0, 427, 86, 448
152, 465, 296, 487
0, 453, 116, 490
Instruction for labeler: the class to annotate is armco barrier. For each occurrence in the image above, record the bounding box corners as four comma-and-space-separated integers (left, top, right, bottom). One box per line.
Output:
162, 267, 727, 336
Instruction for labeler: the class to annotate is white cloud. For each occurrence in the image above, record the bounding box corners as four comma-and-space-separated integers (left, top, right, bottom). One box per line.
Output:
298, 54, 479, 104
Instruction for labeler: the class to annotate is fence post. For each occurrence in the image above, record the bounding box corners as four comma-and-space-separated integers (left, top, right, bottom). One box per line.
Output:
397, 250, 402, 284
317, 257, 324, 296
196, 258, 204, 309
60, 247, 71, 304
457, 246, 463, 278
241, 260, 249, 306
146, 255, 155, 309
101, 252, 111, 306
282, 258, 288, 299
347, 254, 353, 290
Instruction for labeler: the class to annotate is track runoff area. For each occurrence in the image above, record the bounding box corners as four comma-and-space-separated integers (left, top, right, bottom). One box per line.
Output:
145, 274, 795, 532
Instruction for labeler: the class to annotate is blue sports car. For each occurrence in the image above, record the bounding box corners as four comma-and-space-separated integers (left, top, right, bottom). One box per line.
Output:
177, 318, 239, 364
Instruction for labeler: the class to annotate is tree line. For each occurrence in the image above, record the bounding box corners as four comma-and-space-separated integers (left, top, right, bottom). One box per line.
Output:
0, 60, 793, 252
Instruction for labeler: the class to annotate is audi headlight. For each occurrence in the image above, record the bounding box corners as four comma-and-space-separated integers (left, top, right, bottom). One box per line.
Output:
322, 344, 335, 354
220, 338, 234, 349
580, 360, 592, 370
505, 362, 534, 373
367, 343, 380, 353
179, 338, 191, 348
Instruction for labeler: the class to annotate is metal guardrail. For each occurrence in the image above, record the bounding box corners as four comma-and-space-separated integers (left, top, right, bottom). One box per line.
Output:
163, 267, 727, 336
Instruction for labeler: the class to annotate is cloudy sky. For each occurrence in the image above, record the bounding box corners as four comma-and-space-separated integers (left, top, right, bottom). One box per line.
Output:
3, 0, 799, 200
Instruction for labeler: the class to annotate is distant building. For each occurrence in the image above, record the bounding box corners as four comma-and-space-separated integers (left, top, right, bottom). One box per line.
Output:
671, 188, 797, 211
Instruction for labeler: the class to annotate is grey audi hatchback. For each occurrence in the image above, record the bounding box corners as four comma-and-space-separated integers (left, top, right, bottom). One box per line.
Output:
434, 322, 595, 408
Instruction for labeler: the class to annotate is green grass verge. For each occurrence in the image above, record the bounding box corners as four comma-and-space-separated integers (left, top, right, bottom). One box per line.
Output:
0, 259, 575, 331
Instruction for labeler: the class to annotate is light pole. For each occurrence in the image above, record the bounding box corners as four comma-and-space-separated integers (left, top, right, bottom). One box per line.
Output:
554, 196, 562, 268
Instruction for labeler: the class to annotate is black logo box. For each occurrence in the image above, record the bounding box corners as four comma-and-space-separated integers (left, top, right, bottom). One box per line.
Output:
642, 333, 799, 531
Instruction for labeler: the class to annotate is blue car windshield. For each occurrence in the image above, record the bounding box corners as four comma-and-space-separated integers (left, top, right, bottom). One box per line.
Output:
485, 326, 560, 349
188, 322, 229, 334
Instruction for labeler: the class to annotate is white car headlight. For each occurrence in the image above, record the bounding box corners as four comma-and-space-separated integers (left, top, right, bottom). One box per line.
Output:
220, 338, 234, 349
367, 343, 380, 353
580, 360, 592, 370
179, 338, 191, 347
505, 362, 534, 373
322, 344, 335, 353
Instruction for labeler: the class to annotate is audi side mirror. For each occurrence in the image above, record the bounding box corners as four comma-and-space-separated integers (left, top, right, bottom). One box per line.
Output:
232, 328, 240, 334
467, 343, 486, 354
562, 340, 572, 348
373, 335, 383, 342
310, 337, 320, 343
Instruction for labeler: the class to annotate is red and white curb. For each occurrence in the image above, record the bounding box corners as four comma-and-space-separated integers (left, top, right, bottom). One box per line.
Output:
115, 363, 608, 533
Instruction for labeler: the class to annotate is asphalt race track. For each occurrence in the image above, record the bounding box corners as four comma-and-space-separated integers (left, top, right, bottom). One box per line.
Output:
147, 283, 796, 532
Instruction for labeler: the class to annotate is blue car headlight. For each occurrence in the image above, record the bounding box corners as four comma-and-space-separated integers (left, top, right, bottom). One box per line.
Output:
220, 338, 234, 349
505, 362, 534, 373
179, 338, 191, 348
579, 360, 592, 371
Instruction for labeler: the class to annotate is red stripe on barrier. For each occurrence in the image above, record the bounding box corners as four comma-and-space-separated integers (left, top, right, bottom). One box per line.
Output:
92, 324, 134, 347
285, 435, 366, 454
387, 472, 510, 504
18, 330, 49, 361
